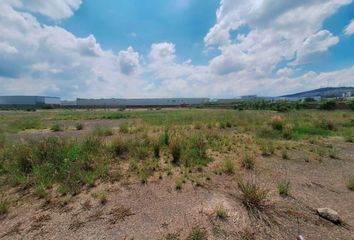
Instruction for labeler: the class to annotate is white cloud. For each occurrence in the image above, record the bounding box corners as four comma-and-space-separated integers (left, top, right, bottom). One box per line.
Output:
344, 19, 354, 35
16, 0, 83, 20
117, 47, 141, 75
0, 41, 18, 54
296, 30, 339, 64
149, 42, 176, 63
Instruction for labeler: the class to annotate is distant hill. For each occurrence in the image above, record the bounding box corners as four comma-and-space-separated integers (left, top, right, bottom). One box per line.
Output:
281, 87, 354, 98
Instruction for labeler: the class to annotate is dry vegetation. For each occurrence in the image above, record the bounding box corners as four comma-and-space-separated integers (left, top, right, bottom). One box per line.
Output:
0, 108, 353, 239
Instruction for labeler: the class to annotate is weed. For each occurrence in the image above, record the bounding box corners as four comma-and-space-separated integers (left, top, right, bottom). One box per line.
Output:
94, 191, 108, 205
51, 123, 63, 132
241, 154, 255, 170
277, 179, 290, 196
94, 126, 114, 136
281, 150, 289, 160
0, 196, 9, 215
238, 178, 268, 210
169, 137, 182, 165
161, 129, 169, 146
112, 136, 129, 156
328, 148, 339, 159
109, 205, 133, 224
214, 205, 228, 220
346, 177, 354, 191
119, 123, 129, 133
175, 178, 183, 190
187, 226, 208, 240
164, 233, 180, 240
223, 159, 234, 175
259, 140, 275, 157
270, 116, 284, 131
75, 122, 84, 130
152, 138, 160, 158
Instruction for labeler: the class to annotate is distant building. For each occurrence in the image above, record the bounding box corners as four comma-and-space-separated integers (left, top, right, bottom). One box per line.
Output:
0, 96, 61, 106
76, 98, 210, 107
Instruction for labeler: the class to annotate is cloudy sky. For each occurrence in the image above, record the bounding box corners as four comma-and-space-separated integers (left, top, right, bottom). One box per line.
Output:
0, 0, 354, 99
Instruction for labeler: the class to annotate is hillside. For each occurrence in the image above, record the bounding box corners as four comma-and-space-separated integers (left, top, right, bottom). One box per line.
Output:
281, 87, 354, 98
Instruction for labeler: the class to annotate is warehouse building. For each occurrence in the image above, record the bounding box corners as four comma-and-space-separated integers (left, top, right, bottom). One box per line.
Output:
0, 96, 61, 107
76, 98, 210, 107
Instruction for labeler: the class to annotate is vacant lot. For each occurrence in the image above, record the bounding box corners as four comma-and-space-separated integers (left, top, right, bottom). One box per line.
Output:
0, 108, 353, 239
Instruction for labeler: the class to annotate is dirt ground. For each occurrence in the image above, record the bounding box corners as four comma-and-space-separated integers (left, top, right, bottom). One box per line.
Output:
0, 136, 353, 240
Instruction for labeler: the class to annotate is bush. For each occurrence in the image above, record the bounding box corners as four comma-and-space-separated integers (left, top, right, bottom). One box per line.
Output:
348, 100, 354, 110
277, 180, 290, 196
259, 141, 275, 157
320, 100, 336, 110
152, 137, 160, 158
182, 134, 209, 167
238, 178, 268, 209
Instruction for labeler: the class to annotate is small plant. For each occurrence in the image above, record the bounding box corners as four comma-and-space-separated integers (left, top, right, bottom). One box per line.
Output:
223, 159, 234, 174
187, 226, 208, 240
194, 122, 203, 130
241, 154, 255, 170
51, 123, 63, 132
277, 179, 290, 196
344, 131, 354, 143
75, 122, 84, 130
161, 129, 170, 146
346, 177, 354, 191
112, 136, 129, 156
259, 141, 275, 157
238, 178, 268, 210
152, 137, 160, 158
94, 126, 114, 136
119, 123, 129, 133
94, 190, 108, 205
281, 150, 289, 160
170, 138, 182, 165
270, 116, 284, 131
214, 205, 228, 220
0, 196, 9, 215
328, 148, 339, 159
175, 178, 184, 190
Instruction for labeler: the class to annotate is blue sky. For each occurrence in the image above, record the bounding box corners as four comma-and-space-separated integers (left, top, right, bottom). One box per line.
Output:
0, 0, 353, 99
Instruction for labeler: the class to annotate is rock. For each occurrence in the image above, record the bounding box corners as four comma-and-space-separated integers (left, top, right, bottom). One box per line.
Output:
297, 235, 305, 240
317, 208, 341, 224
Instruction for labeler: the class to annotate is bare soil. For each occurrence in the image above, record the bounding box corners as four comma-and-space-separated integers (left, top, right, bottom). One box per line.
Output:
0, 136, 353, 240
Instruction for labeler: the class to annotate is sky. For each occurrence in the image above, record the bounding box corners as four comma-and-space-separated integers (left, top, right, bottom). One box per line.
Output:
0, 0, 354, 99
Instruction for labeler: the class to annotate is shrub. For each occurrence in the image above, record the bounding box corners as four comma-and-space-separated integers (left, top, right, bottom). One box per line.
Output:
348, 100, 354, 110
320, 100, 336, 110
187, 226, 208, 240
282, 124, 293, 139
238, 178, 268, 209
318, 119, 337, 131
259, 141, 275, 157
175, 178, 183, 190
75, 122, 84, 130
182, 134, 209, 167
344, 131, 354, 143
223, 159, 234, 174
241, 154, 255, 170
328, 148, 339, 159
270, 116, 284, 131
346, 177, 354, 191
51, 123, 63, 132
277, 180, 290, 196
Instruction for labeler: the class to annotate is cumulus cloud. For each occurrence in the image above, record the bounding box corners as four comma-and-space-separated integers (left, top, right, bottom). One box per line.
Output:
117, 47, 140, 75
344, 19, 354, 35
296, 30, 339, 64
0, 0, 353, 99
14, 0, 83, 20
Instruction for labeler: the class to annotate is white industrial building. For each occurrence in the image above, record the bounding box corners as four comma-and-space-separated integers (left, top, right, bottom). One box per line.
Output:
76, 98, 210, 107
0, 96, 61, 106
